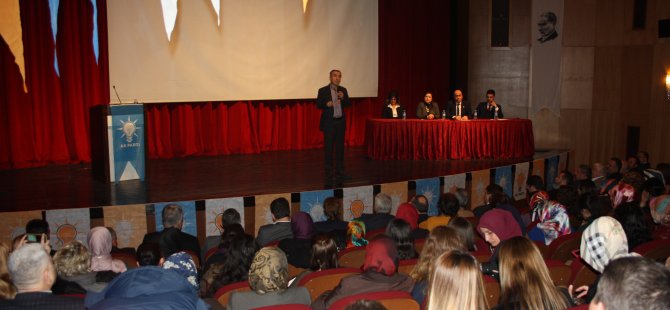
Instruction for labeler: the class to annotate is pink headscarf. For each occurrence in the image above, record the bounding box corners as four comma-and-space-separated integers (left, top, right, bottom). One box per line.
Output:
395, 203, 419, 230
87, 227, 127, 273
608, 183, 636, 209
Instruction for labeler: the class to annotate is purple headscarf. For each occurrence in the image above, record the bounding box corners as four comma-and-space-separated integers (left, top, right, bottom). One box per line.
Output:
291, 212, 315, 239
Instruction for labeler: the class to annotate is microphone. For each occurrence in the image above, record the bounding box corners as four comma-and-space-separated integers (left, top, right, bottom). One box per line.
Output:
112, 85, 123, 105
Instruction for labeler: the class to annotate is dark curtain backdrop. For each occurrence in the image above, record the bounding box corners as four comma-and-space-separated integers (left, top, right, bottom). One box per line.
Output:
0, 0, 452, 169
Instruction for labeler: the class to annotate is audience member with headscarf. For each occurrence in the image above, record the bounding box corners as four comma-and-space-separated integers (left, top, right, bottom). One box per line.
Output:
279, 211, 316, 269
528, 191, 572, 245
476, 209, 522, 280
395, 203, 429, 239
85, 251, 208, 309
227, 247, 310, 310
607, 182, 636, 209
346, 219, 368, 248
88, 226, 126, 274
312, 236, 414, 310
410, 226, 466, 306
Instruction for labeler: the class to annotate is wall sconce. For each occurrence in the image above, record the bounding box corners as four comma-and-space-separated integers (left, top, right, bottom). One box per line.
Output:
666, 73, 670, 100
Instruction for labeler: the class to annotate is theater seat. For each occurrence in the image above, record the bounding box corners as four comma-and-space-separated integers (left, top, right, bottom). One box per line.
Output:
397, 258, 418, 275
414, 238, 426, 254
365, 228, 386, 240
337, 246, 366, 269
569, 258, 597, 289
298, 267, 360, 301
111, 252, 138, 269
632, 239, 670, 263
214, 280, 251, 307
545, 259, 572, 287
327, 291, 419, 310
252, 304, 313, 310
548, 232, 582, 262
482, 275, 500, 306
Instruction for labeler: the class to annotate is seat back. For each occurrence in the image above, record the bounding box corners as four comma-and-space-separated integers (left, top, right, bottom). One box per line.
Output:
550, 232, 582, 262
414, 238, 426, 254
397, 258, 418, 275
328, 291, 419, 310
633, 239, 670, 263
337, 246, 367, 269
288, 264, 308, 279
298, 267, 360, 301
111, 252, 138, 269
214, 280, 251, 307
204, 247, 219, 262
253, 304, 313, 310
482, 275, 500, 307
569, 258, 598, 288
545, 259, 572, 287
365, 228, 386, 240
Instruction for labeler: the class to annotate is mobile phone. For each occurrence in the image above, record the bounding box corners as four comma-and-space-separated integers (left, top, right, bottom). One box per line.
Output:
26, 233, 42, 243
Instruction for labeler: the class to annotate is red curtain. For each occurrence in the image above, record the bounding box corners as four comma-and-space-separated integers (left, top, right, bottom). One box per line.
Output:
0, 0, 451, 168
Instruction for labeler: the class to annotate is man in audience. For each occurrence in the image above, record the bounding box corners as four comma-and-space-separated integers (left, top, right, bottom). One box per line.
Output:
625, 155, 642, 173
475, 89, 504, 119
358, 193, 395, 232
25, 219, 55, 256
142, 204, 201, 264
107, 227, 136, 256
591, 162, 608, 189
606, 157, 623, 181
0, 244, 84, 309
550, 170, 574, 199
526, 175, 545, 198
575, 164, 592, 181
256, 197, 293, 246
637, 151, 651, 170
590, 256, 670, 310
410, 195, 429, 223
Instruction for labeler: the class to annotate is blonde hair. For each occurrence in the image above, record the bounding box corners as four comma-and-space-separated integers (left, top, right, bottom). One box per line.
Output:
498, 237, 569, 310
53, 241, 91, 277
0, 242, 16, 299
426, 251, 488, 310
410, 226, 465, 282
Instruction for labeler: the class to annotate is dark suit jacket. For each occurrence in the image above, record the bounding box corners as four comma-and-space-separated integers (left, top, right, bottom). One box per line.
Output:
316, 84, 351, 131
475, 102, 504, 119
256, 221, 293, 246
358, 213, 395, 232
142, 228, 202, 264
446, 100, 473, 119
415, 101, 440, 119
381, 104, 405, 119
0, 292, 84, 310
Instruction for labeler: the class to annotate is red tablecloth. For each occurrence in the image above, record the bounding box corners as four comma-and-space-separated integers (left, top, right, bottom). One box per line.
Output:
366, 119, 535, 160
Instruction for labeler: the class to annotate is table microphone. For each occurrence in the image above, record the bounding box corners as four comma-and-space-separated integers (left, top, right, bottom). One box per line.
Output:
112, 85, 123, 105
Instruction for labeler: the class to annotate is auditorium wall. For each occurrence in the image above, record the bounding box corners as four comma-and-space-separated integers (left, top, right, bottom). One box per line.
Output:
468, 0, 670, 168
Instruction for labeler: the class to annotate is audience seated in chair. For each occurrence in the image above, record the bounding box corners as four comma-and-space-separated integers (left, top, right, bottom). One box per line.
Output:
88, 226, 127, 274
312, 236, 413, 310
346, 219, 368, 249
476, 209, 523, 281
0, 242, 16, 300
448, 217, 480, 252
279, 211, 316, 269
395, 203, 429, 240
0, 243, 84, 309
590, 256, 670, 310
495, 236, 572, 310
107, 227, 136, 257
419, 193, 459, 232
256, 198, 294, 247
385, 219, 417, 260
202, 208, 241, 260
53, 240, 108, 293
576, 194, 611, 232
613, 202, 652, 250
473, 186, 526, 236
142, 204, 202, 264
227, 247, 311, 310
410, 195, 430, 223
136, 242, 163, 267
426, 250, 488, 310
528, 191, 572, 245
290, 234, 339, 287
358, 193, 395, 232
409, 226, 466, 306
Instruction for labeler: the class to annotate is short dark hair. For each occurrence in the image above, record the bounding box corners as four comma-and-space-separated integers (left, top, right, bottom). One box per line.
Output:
438, 193, 460, 216
486, 89, 495, 96
25, 219, 49, 235
162, 204, 184, 228
559, 170, 574, 185
136, 242, 162, 266
610, 157, 622, 172
578, 193, 612, 219
323, 197, 341, 221
221, 209, 241, 230
593, 256, 670, 310
644, 177, 665, 197
344, 300, 387, 310
329, 69, 341, 77
541, 12, 557, 25
270, 198, 291, 219
486, 184, 504, 195
526, 175, 545, 191
411, 195, 428, 213
578, 164, 592, 179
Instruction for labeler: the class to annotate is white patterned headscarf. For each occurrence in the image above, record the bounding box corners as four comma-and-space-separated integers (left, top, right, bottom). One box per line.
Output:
580, 216, 632, 273
162, 251, 199, 293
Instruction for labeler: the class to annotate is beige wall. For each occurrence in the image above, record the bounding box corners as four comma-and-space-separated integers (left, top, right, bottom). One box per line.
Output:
469, 0, 670, 168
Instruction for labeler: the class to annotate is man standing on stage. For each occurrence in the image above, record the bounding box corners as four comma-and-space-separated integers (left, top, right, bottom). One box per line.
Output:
317, 69, 351, 179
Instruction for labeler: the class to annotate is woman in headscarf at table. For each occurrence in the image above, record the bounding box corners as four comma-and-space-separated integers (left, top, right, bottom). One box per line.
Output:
476, 209, 522, 281
88, 227, 127, 274
528, 191, 572, 245
571, 216, 637, 304
312, 236, 414, 310
279, 211, 316, 269
346, 219, 368, 248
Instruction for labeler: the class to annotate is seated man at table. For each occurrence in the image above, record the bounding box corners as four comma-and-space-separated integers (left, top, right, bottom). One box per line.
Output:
446, 89, 472, 121
475, 89, 504, 119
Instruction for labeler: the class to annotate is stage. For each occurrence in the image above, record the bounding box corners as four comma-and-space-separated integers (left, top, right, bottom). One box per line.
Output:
0, 147, 558, 213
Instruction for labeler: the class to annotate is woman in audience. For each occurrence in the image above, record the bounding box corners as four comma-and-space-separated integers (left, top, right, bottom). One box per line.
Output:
614, 202, 652, 250
476, 209, 522, 280
0, 242, 16, 299
53, 241, 108, 293
290, 234, 339, 287
572, 216, 634, 303
227, 247, 311, 309
136, 242, 163, 266
395, 202, 429, 239
426, 250, 488, 310
346, 219, 368, 248
420, 193, 459, 231
85, 251, 208, 309
495, 236, 571, 310
528, 191, 572, 245
88, 226, 126, 273
279, 211, 316, 269
314, 197, 348, 248
607, 182, 636, 209
200, 224, 258, 297
410, 226, 466, 306
576, 193, 612, 232
385, 219, 417, 260
313, 236, 414, 310
448, 217, 478, 252
650, 194, 670, 228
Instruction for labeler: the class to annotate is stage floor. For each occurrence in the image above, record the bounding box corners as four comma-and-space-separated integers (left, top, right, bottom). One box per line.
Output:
0, 147, 554, 212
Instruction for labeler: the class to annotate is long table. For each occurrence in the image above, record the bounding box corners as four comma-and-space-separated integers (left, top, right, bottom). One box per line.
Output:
366, 118, 535, 160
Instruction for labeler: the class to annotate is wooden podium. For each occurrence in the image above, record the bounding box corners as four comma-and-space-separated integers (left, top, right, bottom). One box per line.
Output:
90, 104, 146, 183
